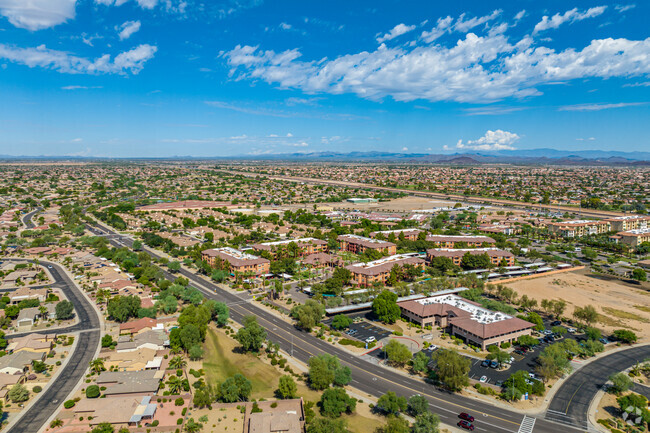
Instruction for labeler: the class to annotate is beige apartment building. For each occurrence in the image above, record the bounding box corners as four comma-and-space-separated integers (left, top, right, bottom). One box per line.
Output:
426, 248, 515, 267
425, 235, 496, 248
337, 234, 397, 255
547, 219, 611, 237
345, 254, 425, 287
616, 228, 650, 247
369, 229, 422, 241
201, 247, 270, 276
606, 215, 650, 232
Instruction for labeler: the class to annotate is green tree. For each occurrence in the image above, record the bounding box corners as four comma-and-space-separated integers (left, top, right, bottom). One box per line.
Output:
614, 329, 638, 344
376, 391, 407, 416
184, 418, 203, 433
331, 314, 352, 330
55, 300, 74, 320
89, 358, 105, 374
101, 334, 114, 348
290, 300, 326, 331
218, 374, 252, 402
609, 372, 633, 395
524, 312, 544, 332
372, 291, 400, 324
320, 387, 357, 418
412, 351, 429, 374
407, 395, 428, 417
384, 340, 411, 367
378, 416, 410, 433
585, 327, 601, 341
189, 344, 204, 360
432, 349, 470, 392
107, 295, 141, 322
632, 268, 647, 282
169, 356, 187, 370
308, 354, 351, 390
276, 375, 297, 399
573, 305, 598, 327
167, 375, 183, 394
179, 324, 202, 351
235, 316, 267, 352
412, 412, 440, 433
168, 261, 181, 273
307, 418, 351, 433
8, 383, 29, 403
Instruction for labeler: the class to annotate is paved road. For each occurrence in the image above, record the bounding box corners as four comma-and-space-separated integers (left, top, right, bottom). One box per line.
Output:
546, 345, 650, 430
89, 221, 588, 433
3, 259, 101, 433
21, 207, 41, 229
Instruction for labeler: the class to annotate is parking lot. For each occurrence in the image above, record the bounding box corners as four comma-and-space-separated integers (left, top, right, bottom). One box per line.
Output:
323, 313, 392, 345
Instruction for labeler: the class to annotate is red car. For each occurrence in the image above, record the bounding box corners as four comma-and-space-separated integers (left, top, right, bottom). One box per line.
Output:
458, 420, 475, 430
459, 413, 475, 422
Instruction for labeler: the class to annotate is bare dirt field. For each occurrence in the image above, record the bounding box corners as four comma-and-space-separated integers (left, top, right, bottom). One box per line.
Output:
505, 270, 650, 341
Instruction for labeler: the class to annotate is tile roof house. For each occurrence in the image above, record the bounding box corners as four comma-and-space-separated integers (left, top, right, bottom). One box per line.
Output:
73, 395, 158, 427
6, 333, 54, 353
116, 330, 168, 353
119, 317, 160, 335
96, 370, 162, 396
245, 398, 305, 433
0, 351, 45, 375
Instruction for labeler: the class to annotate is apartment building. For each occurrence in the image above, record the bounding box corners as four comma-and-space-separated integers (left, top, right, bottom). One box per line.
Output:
398, 294, 534, 350
547, 219, 611, 237
345, 254, 425, 287
425, 235, 496, 248
616, 228, 650, 247
426, 248, 515, 267
251, 237, 328, 258
369, 228, 422, 241
201, 247, 270, 276
337, 234, 397, 255
606, 215, 650, 232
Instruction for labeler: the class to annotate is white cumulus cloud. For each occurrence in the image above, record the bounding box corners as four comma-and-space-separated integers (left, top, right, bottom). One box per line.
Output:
533, 6, 607, 34
223, 29, 650, 104
456, 130, 520, 151
0, 0, 76, 31
0, 43, 157, 74
96, 0, 158, 9
376, 23, 416, 43
117, 20, 141, 40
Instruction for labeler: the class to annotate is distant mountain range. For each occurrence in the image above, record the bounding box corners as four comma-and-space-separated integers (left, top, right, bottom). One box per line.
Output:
0, 148, 649, 165
229, 148, 650, 165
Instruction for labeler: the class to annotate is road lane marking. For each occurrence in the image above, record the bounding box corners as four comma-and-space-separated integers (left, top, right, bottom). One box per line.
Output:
518, 415, 536, 433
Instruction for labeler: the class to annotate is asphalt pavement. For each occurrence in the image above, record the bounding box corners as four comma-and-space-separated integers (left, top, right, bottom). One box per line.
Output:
88, 220, 593, 433
20, 208, 41, 229
546, 344, 650, 430
3, 260, 101, 433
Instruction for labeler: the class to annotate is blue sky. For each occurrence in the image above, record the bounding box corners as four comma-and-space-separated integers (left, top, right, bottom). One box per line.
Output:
0, 0, 648, 157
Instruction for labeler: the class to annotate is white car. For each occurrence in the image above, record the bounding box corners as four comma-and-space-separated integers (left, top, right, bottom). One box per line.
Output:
427, 344, 438, 351
567, 327, 576, 333
365, 336, 376, 343
479, 376, 488, 383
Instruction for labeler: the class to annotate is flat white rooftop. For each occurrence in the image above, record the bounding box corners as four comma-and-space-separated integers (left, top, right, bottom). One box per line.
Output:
341, 234, 389, 244
349, 253, 420, 269
214, 247, 260, 260
260, 237, 318, 246
372, 228, 420, 234
415, 294, 511, 324
610, 215, 650, 220
623, 228, 650, 235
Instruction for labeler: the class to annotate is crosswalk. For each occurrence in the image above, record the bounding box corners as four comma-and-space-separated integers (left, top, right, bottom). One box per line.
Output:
518, 415, 536, 433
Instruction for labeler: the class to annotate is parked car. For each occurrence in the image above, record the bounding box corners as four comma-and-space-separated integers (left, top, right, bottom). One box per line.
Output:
365, 336, 375, 343
489, 360, 499, 369
427, 344, 439, 351
514, 349, 525, 355
567, 328, 576, 333
551, 321, 562, 327
459, 413, 475, 422
495, 380, 504, 387
457, 420, 475, 430
479, 375, 488, 383
599, 338, 609, 344
481, 360, 490, 368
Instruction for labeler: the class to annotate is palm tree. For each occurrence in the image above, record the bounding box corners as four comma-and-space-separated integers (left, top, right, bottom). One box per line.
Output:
89, 358, 105, 374
169, 356, 187, 370
166, 375, 183, 395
